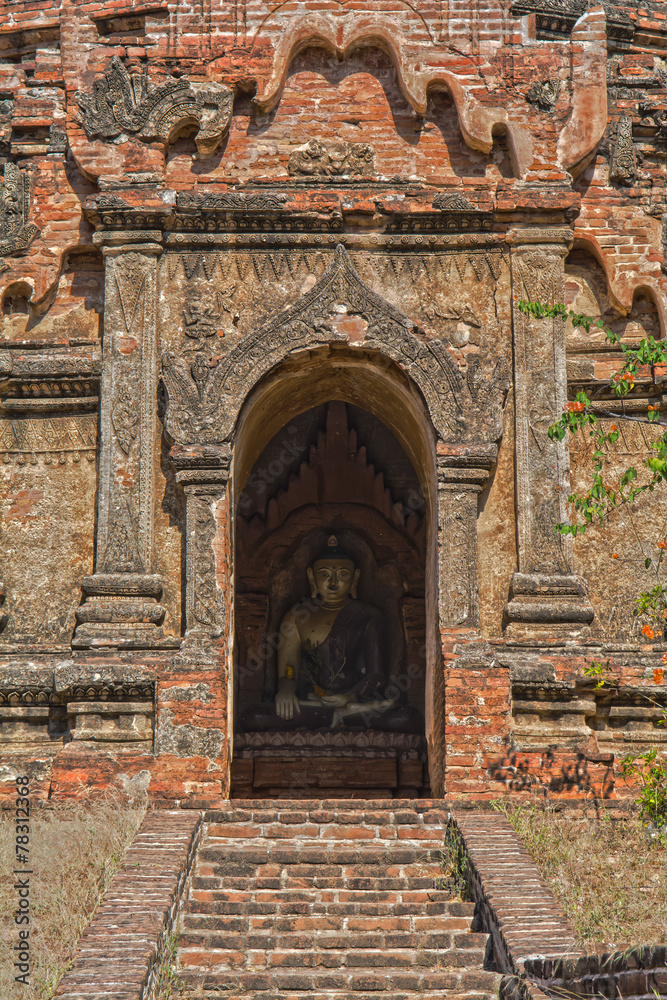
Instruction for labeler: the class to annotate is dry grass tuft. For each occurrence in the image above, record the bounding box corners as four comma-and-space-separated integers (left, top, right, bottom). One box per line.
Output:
0, 794, 146, 1000
495, 801, 667, 950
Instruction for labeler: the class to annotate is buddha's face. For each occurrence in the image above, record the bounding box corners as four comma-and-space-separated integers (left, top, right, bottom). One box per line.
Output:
310, 558, 357, 606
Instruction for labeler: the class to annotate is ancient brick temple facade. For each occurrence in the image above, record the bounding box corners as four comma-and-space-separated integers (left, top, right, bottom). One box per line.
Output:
1, 0, 667, 805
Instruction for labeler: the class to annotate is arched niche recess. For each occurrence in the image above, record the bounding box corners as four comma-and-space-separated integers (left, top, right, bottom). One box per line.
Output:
161, 245, 510, 796
233, 399, 430, 796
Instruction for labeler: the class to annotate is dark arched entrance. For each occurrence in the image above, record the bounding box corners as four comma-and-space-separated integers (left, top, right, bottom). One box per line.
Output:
231, 400, 429, 798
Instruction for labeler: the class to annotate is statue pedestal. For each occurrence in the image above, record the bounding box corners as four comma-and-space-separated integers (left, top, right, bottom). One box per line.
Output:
231, 729, 428, 798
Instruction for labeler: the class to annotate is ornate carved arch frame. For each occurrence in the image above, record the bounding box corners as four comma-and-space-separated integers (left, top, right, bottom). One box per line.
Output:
157, 243, 510, 791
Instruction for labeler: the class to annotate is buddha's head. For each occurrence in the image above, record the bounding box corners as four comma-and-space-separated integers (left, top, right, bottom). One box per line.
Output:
308, 535, 360, 608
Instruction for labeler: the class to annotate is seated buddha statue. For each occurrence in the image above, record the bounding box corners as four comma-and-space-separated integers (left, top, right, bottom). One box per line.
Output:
241, 536, 422, 733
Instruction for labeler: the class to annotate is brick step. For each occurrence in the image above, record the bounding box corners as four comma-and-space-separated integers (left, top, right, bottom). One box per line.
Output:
195, 863, 444, 878
181, 913, 477, 933
179, 977, 498, 1000
176, 968, 501, 994
192, 876, 444, 892
198, 843, 443, 861
206, 823, 446, 840
206, 801, 447, 821
176, 805, 491, 1000
178, 945, 488, 971
185, 891, 469, 915
179, 929, 489, 950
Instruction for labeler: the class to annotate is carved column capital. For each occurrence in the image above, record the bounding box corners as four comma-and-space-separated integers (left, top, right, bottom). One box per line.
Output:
436, 445, 498, 492
170, 443, 232, 488
506, 227, 574, 248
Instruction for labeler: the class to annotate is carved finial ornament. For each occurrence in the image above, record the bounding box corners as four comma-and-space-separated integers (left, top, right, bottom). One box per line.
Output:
77, 56, 233, 154
0, 163, 40, 272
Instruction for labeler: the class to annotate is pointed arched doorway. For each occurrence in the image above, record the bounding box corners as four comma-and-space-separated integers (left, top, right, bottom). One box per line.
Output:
161, 244, 509, 799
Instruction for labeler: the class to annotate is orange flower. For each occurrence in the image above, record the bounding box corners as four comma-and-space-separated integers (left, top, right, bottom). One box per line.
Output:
642, 625, 656, 639
662, 651, 667, 665
659, 541, 667, 550
663, 608, 667, 619
612, 553, 619, 559
610, 424, 618, 432
654, 668, 664, 684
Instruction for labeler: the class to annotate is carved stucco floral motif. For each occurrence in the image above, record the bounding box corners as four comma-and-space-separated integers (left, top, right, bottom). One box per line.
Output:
111, 382, 140, 455
161, 244, 510, 448
288, 140, 375, 177
610, 115, 636, 182
526, 79, 561, 112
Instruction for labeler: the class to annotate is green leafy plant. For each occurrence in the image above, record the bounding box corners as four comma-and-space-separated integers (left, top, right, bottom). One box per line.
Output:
519, 300, 667, 828
619, 749, 667, 831
584, 659, 615, 689
519, 299, 667, 537
520, 298, 667, 645
155, 931, 186, 999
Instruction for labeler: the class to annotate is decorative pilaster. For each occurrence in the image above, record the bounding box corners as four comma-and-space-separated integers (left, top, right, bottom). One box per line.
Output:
505, 228, 593, 638
170, 445, 230, 651
437, 447, 497, 630
73, 237, 166, 649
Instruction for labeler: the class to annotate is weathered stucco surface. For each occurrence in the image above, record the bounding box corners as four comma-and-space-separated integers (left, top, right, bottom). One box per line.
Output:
1, 0, 667, 804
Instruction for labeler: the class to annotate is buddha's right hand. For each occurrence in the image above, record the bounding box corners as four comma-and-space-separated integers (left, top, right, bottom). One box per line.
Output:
275, 681, 301, 720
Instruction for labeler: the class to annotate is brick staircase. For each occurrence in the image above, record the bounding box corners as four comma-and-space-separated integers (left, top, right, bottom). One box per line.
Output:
176, 800, 502, 1000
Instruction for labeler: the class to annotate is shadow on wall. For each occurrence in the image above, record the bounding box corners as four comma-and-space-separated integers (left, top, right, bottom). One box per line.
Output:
488, 741, 616, 799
